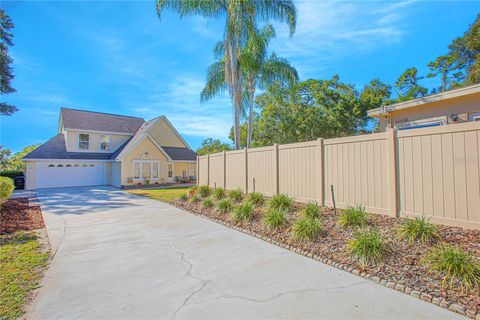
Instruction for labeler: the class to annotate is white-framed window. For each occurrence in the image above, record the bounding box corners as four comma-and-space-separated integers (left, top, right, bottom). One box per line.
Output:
79, 133, 90, 149
168, 163, 173, 178
397, 117, 446, 130
469, 112, 480, 122
133, 162, 141, 179
100, 135, 111, 151
132, 160, 160, 181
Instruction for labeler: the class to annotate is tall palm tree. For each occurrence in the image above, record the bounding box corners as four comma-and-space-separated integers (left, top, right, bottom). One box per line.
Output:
240, 26, 298, 147
156, 0, 297, 149
201, 25, 298, 148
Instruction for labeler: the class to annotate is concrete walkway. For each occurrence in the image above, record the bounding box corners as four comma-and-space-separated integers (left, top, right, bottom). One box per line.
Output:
29, 187, 463, 319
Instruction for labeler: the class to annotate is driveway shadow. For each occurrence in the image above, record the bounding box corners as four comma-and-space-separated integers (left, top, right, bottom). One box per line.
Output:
37, 186, 141, 215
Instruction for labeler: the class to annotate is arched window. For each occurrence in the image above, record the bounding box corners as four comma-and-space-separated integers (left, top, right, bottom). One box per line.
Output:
57, 164, 64, 167
66, 164, 72, 167
48, 164, 55, 167
82, 164, 88, 167
89, 164, 95, 167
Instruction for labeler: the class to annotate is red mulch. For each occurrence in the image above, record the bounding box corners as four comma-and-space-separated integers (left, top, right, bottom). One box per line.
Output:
0, 198, 45, 234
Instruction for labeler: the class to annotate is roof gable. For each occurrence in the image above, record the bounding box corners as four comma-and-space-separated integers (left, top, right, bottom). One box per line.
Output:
147, 116, 191, 149
60, 108, 145, 134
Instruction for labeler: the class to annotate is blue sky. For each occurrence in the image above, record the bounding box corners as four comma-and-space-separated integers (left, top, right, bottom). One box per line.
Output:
1, 0, 479, 153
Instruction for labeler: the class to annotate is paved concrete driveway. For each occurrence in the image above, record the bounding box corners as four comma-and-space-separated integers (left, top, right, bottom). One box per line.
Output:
30, 187, 462, 319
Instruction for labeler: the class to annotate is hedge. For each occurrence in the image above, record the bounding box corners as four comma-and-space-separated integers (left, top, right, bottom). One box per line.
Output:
0, 170, 24, 179
0, 176, 14, 206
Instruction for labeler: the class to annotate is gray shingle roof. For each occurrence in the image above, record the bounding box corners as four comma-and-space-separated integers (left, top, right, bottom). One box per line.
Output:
23, 134, 197, 161
162, 146, 197, 161
23, 134, 120, 160
61, 108, 145, 134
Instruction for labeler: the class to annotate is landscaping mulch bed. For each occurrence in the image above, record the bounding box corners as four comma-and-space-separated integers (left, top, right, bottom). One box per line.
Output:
174, 199, 480, 319
0, 198, 45, 234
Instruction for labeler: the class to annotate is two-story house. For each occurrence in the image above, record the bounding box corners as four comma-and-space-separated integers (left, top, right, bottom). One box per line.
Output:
23, 108, 197, 190
368, 83, 480, 131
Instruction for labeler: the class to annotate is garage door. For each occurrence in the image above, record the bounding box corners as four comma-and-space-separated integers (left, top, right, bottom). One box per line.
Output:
36, 162, 105, 189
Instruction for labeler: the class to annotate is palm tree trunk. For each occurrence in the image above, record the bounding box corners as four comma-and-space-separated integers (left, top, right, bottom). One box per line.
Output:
247, 81, 255, 148
229, 38, 242, 150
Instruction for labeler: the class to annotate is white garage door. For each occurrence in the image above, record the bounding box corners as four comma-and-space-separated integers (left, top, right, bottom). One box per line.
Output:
36, 162, 105, 189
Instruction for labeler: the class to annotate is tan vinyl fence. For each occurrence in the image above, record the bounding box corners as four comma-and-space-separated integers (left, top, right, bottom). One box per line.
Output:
197, 121, 480, 229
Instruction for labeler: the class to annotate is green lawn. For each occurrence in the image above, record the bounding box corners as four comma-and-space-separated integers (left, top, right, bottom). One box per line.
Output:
128, 187, 190, 203
0, 232, 49, 320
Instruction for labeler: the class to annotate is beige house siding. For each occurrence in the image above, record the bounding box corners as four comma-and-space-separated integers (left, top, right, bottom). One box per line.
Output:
173, 162, 195, 178
148, 118, 187, 148
24, 162, 36, 190
377, 91, 480, 131
120, 137, 170, 186
111, 162, 122, 187
65, 130, 132, 153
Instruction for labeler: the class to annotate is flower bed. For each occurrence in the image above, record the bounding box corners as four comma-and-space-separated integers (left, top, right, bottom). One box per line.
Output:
173, 188, 480, 319
0, 198, 45, 234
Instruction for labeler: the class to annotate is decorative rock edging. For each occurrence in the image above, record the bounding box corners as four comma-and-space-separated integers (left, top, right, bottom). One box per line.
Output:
173, 202, 478, 319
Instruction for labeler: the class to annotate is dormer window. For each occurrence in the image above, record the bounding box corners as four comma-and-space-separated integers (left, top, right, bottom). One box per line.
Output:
100, 135, 111, 151
79, 134, 89, 149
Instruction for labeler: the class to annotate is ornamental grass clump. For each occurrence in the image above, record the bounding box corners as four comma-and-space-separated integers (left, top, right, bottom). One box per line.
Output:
201, 197, 214, 209
268, 194, 294, 211
213, 188, 225, 200
291, 217, 322, 241
247, 192, 264, 207
198, 185, 211, 198
179, 193, 188, 201
263, 208, 287, 228
216, 198, 233, 214
190, 194, 201, 203
228, 189, 243, 202
231, 201, 255, 222
302, 202, 322, 219
348, 228, 388, 266
338, 205, 368, 228
422, 245, 480, 292
398, 215, 440, 244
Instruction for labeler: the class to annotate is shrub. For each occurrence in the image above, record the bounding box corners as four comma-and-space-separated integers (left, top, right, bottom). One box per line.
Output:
263, 207, 287, 228
0, 177, 14, 207
0, 170, 23, 179
198, 185, 211, 198
190, 194, 201, 203
422, 245, 480, 291
201, 197, 214, 209
188, 186, 198, 197
302, 202, 322, 219
216, 198, 233, 214
247, 192, 264, 207
228, 188, 243, 202
213, 188, 225, 200
291, 217, 322, 241
398, 216, 440, 244
179, 193, 188, 201
268, 194, 294, 211
231, 201, 255, 222
348, 228, 388, 266
338, 205, 367, 228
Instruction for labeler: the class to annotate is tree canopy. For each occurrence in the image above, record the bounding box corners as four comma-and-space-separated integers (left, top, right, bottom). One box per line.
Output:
0, 9, 17, 116
196, 138, 232, 156
228, 76, 391, 147
0, 144, 39, 171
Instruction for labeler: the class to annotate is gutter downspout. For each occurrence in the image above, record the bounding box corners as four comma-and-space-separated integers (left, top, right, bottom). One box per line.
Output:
380, 105, 393, 129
